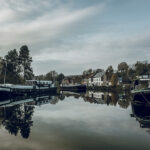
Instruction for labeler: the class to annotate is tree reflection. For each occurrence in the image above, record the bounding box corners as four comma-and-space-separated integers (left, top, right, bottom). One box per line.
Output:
118, 93, 131, 109
110, 92, 118, 106
0, 90, 132, 139
60, 90, 131, 108
0, 93, 60, 139
118, 99, 130, 109
58, 94, 65, 101
2, 105, 34, 139
82, 91, 131, 108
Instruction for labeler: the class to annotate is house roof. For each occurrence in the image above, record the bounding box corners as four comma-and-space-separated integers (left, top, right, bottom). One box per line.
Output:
93, 71, 105, 78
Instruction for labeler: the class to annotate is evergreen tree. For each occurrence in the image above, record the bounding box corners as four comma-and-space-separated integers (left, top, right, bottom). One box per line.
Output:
19, 45, 34, 81
4, 49, 22, 84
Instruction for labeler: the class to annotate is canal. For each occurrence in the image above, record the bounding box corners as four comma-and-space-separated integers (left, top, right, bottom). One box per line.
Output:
0, 91, 150, 150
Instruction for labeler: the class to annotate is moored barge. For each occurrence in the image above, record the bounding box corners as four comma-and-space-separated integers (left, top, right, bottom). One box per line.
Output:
131, 76, 150, 104
0, 80, 57, 99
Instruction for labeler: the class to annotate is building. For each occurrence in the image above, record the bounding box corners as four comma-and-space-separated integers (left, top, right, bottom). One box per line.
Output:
89, 71, 108, 86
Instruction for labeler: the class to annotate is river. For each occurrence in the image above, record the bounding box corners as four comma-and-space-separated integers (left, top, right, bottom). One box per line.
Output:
0, 91, 149, 150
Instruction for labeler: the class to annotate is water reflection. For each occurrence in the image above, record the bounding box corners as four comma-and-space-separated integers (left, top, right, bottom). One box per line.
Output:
0, 90, 145, 140
1, 105, 34, 138
60, 91, 132, 109
84, 91, 131, 108
131, 101, 150, 133
0, 94, 58, 139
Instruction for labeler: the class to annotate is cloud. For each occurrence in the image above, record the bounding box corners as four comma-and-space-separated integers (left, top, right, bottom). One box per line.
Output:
0, 0, 150, 75
0, 0, 105, 54
32, 29, 150, 75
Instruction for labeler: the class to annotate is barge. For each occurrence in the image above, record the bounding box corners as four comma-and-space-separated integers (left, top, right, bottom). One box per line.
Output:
131, 101, 150, 128
0, 80, 57, 99
131, 76, 150, 104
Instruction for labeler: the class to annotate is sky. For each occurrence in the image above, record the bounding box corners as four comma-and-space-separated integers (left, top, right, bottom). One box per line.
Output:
0, 0, 150, 75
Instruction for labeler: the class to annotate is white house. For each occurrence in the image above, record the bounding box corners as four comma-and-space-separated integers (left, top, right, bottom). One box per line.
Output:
88, 91, 112, 104
89, 71, 105, 86
89, 91, 105, 99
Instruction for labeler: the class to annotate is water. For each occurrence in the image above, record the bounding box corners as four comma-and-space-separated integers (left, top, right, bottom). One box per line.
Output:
0, 91, 150, 150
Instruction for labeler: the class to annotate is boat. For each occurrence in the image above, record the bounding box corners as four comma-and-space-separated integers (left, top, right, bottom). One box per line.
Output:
131, 76, 150, 104
0, 60, 57, 99
0, 85, 12, 100
0, 80, 57, 99
131, 101, 150, 128
0, 93, 57, 107
131, 88, 150, 104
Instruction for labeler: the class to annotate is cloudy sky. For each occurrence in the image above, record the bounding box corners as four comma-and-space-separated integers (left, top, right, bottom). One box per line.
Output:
0, 0, 150, 75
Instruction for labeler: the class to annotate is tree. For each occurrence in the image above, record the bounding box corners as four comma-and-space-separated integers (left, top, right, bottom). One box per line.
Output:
106, 65, 114, 81
0, 57, 4, 82
19, 45, 34, 81
35, 74, 44, 80
83, 69, 93, 78
0, 57, 3, 72
118, 99, 130, 109
4, 49, 22, 84
128, 67, 136, 80
118, 62, 128, 73
135, 61, 149, 75
2, 105, 34, 139
57, 73, 65, 84
45, 71, 58, 82
110, 73, 118, 87
117, 62, 131, 84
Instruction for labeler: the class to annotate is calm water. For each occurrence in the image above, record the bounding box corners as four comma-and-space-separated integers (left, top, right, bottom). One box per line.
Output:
0, 91, 150, 150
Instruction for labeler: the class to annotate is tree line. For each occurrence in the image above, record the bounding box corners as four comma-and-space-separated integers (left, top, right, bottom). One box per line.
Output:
0, 45, 149, 86
83, 61, 150, 86
35, 71, 65, 85
0, 45, 65, 85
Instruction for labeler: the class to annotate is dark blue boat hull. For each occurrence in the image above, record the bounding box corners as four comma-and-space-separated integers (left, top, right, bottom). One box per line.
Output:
133, 92, 150, 103
0, 91, 11, 101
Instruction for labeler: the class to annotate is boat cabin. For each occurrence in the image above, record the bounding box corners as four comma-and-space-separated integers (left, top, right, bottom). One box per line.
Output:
26, 80, 53, 87
133, 78, 150, 90
137, 75, 150, 81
